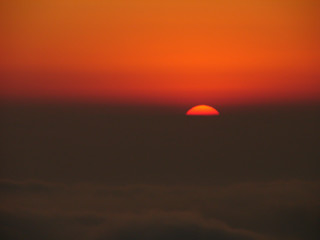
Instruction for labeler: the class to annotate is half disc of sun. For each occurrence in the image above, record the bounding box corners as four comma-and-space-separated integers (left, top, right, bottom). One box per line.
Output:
186, 105, 220, 116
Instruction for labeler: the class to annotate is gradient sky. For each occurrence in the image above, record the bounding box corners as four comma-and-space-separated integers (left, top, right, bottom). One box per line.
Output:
1, 0, 320, 106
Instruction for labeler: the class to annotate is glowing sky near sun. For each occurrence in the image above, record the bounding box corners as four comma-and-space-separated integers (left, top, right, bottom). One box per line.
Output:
1, 0, 319, 106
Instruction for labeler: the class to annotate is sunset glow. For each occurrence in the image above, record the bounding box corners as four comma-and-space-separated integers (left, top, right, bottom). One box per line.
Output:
1, 0, 319, 106
1, 1, 319, 239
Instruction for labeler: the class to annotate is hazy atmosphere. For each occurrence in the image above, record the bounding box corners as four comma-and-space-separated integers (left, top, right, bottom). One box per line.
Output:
1, 1, 319, 240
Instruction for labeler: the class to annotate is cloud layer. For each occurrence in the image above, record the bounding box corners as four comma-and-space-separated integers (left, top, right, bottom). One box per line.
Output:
1, 179, 319, 240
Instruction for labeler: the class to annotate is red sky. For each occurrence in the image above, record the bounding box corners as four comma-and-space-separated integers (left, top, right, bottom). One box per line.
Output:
1, 0, 319, 106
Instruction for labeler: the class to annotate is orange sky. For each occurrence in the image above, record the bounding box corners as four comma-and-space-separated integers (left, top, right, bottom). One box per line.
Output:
1, 0, 319, 106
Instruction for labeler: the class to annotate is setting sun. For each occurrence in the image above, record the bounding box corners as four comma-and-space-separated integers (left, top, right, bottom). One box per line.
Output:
186, 105, 220, 116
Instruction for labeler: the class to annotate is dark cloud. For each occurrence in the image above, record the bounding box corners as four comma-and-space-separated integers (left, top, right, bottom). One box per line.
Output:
0, 179, 319, 240
0, 210, 262, 240
0, 179, 58, 194
1, 101, 319, 240
2, 106, 319, 186
98, 217, 259, 240
97, 212, 265, 240
0, 211, 71, 240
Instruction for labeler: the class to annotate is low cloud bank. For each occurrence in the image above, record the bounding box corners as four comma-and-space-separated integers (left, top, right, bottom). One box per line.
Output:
0, 210, 263, 240
1, 179, 319, 240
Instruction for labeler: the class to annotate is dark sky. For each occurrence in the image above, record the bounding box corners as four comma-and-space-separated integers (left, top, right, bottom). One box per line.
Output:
1, 103, 319, 240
